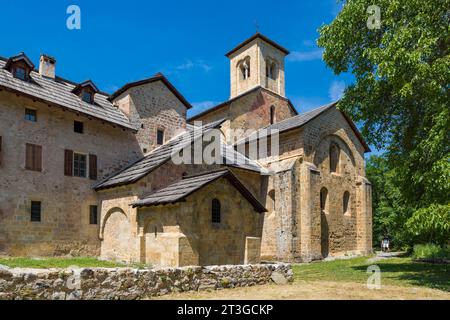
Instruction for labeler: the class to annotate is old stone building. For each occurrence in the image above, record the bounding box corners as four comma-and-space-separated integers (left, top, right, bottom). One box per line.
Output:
0, 33, 372, 267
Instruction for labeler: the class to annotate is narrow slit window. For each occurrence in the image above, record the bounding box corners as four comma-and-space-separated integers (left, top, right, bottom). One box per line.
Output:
211, 199, 221, 223
157, 129, 164, 145
89, 205, 98, 224
31, 201, 41, 222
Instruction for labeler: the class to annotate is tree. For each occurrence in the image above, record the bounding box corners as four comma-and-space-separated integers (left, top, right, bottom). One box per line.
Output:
318, 0, 449, 245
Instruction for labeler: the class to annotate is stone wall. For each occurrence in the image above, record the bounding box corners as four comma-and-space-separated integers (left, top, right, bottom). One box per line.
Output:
113, 80, 187, 154
0, 91, 142, 257
0, 263, 292, 300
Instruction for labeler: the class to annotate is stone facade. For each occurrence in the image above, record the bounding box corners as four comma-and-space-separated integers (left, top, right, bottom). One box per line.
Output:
0, 33, 372, 266
0, 91, 142, 256
0, 263, 292, 300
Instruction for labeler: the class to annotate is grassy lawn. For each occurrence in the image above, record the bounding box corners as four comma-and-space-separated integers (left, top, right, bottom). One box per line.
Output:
293, 255, 450, 292
0, 256, 128, 269
158, 255, 450, 300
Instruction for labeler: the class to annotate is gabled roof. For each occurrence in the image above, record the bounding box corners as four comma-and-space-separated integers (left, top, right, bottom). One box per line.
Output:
188, 85, 298, 122
132, 169, 267, 213
71, 80, 99, 95
109, 72, 192, 109
4, 52, 35, 70
225, 32, 290, 57
0, 56, 135, 130
236, 101, 371, 152
94, 118, 266, 191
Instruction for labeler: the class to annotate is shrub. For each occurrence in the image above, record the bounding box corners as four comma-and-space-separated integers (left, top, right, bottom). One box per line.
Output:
412, 244, 450, 260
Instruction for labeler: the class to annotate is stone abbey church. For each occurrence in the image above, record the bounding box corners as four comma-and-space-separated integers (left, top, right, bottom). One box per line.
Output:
0, 33, 372, 266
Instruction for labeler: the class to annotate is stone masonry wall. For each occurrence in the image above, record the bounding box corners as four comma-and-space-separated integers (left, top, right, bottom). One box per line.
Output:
0, 91, 142, 257
113, 80, 187, 154
0, 263, 292, 300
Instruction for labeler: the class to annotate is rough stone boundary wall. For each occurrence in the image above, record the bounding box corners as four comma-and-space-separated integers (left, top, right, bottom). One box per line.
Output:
0, 263, 292, 300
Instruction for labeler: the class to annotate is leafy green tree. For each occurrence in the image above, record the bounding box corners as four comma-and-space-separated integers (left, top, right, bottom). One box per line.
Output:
318, 0, 449, 246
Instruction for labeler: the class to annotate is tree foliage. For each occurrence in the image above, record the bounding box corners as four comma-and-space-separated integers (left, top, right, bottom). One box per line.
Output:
318, 0, 449, 246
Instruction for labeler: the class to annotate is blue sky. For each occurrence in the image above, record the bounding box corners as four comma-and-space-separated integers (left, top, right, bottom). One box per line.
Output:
0, 0, 353, 117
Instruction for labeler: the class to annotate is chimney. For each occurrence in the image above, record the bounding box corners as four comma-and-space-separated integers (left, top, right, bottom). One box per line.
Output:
39, 54, 56, 79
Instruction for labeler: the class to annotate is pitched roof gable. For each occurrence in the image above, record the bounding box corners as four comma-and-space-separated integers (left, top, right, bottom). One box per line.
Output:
236, 101, 371, 152
109, 72, 192, 109
132, 169, 267, 213
93, 118, 266, 190
225, 32, 290, 57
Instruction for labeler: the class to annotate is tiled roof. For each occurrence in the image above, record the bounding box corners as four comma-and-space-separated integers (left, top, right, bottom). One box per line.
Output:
225, 32, 290, 57
0, 57, 135, 130
94, 118, 265, 190
132, 169, 267, 213
236, 101, 370, 152
109, 72, 192, 109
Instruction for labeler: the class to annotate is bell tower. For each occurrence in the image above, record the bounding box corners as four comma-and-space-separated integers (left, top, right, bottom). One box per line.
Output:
226, 33, 289, 99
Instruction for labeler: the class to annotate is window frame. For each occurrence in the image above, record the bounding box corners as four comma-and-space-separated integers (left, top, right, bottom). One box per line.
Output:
89, 205, 98, 225
81, 90, 93, 104
25, 108, 37, 122
73, 152, 88, 178
30, 201, 41, 222
157, 129, 165, 145
13, 66, 27, 81
211, 198, 221, 224
74, 120, 84, 134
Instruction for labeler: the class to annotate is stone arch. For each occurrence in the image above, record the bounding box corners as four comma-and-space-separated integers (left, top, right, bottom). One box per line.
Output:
313, 134, 356, 174
100, 207, 133, 262
100, 207, 127, 240
238, 56, 251, 81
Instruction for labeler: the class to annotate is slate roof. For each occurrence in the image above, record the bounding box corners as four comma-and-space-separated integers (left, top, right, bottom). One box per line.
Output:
94, 118, 265, 190
109, 72, 192, 109
0, 56, 135, 130
225, 32, 290, 57
132, 169, 267, 213
235, 101, 370, 152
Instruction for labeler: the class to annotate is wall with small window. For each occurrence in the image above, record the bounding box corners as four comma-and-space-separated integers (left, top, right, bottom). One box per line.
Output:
0, 89, 142, 256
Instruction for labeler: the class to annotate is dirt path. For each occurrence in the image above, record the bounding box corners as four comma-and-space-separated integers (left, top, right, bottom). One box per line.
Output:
154, 280, 450, 300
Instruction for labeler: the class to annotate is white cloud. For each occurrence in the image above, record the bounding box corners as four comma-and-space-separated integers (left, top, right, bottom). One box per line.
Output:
328, 81, 346, 101
176, 59, 212, 73
191, 101, 218, 113
287, 49, 323, 62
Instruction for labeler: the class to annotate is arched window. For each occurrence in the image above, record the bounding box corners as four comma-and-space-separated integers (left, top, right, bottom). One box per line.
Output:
270, 105, 276, 125
343, 191, 350, 215
320, 187, 328, 214
330, 143, 340, 173
239, 57, 251, 80
211, 199, 221, 223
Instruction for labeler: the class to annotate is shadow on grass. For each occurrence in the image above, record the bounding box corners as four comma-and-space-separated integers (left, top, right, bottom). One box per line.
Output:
353, 261, 450, 292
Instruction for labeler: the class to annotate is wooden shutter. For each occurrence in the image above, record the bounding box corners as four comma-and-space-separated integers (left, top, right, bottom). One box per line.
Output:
0, 136, 2, 166
89, 154, 97, 180
25, 144, 42, 171
64, 149, 73, 176
34, 145, 42, 171
25, 143, 33, 170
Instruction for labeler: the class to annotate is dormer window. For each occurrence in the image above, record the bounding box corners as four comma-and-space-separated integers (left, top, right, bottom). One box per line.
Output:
71, 80, 99, 105
14, 66, 27, 80
82, 91, 93, 104
4, 52, 34, 82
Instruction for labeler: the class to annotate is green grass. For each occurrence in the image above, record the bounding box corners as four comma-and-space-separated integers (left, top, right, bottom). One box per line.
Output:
0, 256, 128, 269
293, 256, 450, 292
